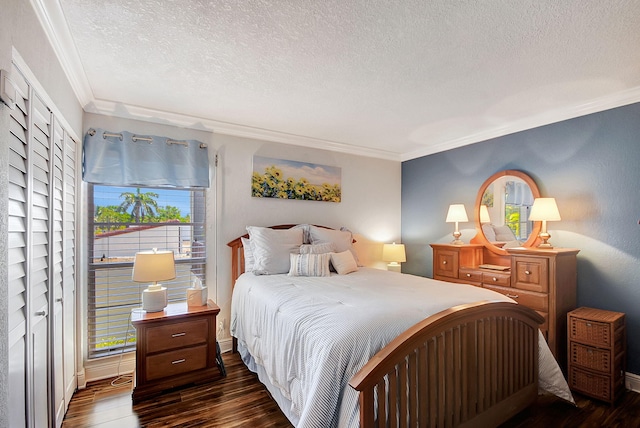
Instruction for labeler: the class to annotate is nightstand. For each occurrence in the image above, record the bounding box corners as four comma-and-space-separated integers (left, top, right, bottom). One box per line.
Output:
131, 300, 223, 402
567, 307, 626, 405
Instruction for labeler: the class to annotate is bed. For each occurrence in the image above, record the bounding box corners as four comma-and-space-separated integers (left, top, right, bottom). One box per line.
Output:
228, 225, 572, 427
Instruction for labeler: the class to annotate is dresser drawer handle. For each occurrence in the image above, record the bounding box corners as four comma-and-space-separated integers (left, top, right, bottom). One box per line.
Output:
172, 332, 186, 338
524, 270, 531, 275
171, 359, 186, 365
506, 293, 519, 299
586, 323, 592, 327
466, 273, 471, 277
442, 261, 447, 265
492, 277, 498, 282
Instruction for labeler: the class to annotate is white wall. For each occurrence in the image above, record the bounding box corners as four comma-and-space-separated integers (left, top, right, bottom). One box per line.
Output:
83, 113, 402, 355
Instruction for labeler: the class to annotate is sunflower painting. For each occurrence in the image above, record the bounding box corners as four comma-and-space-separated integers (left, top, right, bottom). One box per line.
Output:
252, 156, 342, 203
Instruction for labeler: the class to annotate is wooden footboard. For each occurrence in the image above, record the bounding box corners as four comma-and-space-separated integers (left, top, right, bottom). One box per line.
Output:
349, 301, 544, 428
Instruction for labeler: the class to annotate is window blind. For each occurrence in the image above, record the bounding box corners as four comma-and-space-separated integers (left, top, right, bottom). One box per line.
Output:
87, 185, 206, 358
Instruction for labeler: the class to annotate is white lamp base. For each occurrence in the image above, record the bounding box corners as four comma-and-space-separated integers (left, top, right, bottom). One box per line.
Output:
142, 285, 167, 312
387, 263, 401, 273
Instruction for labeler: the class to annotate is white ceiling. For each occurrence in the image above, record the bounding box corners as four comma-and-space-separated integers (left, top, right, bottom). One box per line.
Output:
36, 0, 640, 160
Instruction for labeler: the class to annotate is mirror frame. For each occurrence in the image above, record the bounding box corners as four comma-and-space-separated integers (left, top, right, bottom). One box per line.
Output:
473, 170, 541, 256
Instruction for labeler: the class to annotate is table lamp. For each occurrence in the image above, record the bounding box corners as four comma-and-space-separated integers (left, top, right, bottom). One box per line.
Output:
528, 197, 561, 248
446, 204, 468, 245
133, 249, 176, 312
382, 242, 406, 272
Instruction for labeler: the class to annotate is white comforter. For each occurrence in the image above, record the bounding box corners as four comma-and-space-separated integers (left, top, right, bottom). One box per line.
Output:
231, 268, 572, 428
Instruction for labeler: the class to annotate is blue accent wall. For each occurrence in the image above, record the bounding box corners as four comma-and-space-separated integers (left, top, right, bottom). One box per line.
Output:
402, 102, 640, 374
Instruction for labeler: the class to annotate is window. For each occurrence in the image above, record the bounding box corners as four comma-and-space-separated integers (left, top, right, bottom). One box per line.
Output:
504, 180, 533, 240
87, 184, 206, 358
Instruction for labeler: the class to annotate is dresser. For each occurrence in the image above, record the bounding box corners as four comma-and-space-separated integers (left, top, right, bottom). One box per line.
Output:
431, 244, 579, 369
567, 307, 626, 404
132, 300, 222, 402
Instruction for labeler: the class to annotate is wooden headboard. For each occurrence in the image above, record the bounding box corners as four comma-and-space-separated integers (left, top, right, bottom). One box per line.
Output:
226, 224, 353, 287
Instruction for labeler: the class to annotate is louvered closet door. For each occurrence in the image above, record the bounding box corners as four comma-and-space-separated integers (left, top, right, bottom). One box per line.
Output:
62, 130, 77, 411
7, 64, 30, 428
52, 119, 65, 425
30, 90, 52, 428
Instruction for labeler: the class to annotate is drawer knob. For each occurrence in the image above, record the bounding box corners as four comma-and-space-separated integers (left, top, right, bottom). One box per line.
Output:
524, 270, 531, 275
492, 277, 498, 281
172, 332, 186, 338
506, 293, 519, 299
442, 261, 447, 265
586, 323, 592, 327
466, 273, 471, 277
172, 358, 186, 365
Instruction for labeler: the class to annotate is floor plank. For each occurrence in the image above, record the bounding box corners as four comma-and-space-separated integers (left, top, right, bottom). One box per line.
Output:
63, 352, 640, 427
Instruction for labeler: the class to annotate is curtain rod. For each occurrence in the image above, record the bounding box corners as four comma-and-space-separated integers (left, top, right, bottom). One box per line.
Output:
87, 128, 207, 148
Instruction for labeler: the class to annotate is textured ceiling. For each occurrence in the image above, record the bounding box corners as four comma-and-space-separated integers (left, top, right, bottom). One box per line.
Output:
50, 0, 640, 159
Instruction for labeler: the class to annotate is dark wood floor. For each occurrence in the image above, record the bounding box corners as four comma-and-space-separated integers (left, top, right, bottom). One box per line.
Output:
63, 352, 640, 427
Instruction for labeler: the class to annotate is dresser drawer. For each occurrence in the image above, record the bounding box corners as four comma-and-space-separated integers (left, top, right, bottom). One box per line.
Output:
434, 250, 458, 279
146, 344, 208, 381
459, 268, 482, 285
570, 342, 611, 373
512, 256, 548, 292
483, 284, 548, 312
146, 318, 209, 353
482, 272, 510, 287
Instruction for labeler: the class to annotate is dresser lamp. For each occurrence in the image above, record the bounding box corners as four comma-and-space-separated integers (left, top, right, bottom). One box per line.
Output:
445, 204, 468, 245
382, 242, 406, 272
132, 249, 176, 312
479, 204, 491, 224
528, 197, 561, 248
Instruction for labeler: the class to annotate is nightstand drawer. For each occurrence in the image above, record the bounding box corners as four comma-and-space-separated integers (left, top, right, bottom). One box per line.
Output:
146, 318, 209, 353
569, 366, 613, 402
569, 318, 612, 347
482, 272, 510, 287
146, 344, 208, 381
512, 256, 548, 292
570, 342, 611, 373
483, 284, 548, 312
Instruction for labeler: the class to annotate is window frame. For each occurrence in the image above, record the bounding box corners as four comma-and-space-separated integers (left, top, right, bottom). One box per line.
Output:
86, 183, 206, 359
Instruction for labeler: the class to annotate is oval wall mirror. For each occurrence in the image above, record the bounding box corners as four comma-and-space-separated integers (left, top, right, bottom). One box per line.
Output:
472, 170, 541, 256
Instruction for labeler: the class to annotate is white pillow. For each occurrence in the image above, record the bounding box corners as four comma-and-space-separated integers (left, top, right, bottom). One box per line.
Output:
482, 223, 497, 242
330, 250, 358, 275
241, 237, 254, 272
493, 225, 517, 241
246, 226, 304, 275
299, 242, 335, 254
309, 225, 352, 252
292, 224, 311, 244
288, 253, 331, 277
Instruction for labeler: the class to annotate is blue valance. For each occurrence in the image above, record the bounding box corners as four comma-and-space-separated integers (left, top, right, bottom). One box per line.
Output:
82, 128, 210, 188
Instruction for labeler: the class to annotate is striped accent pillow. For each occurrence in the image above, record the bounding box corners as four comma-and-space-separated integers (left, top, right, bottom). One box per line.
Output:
288, 253, 331, 277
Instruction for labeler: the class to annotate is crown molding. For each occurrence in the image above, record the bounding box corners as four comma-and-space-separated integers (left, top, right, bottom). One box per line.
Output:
85, 99, 401, 161
30, 0, 94, 106
401, 86, 640, 162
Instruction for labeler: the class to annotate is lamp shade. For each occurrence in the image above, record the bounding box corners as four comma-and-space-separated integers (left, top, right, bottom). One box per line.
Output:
529, 198, 561, 221
445, 204, 469, 223
132, 250, 176, 283
382, 243, 406, 263
479, 205, 491, 224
